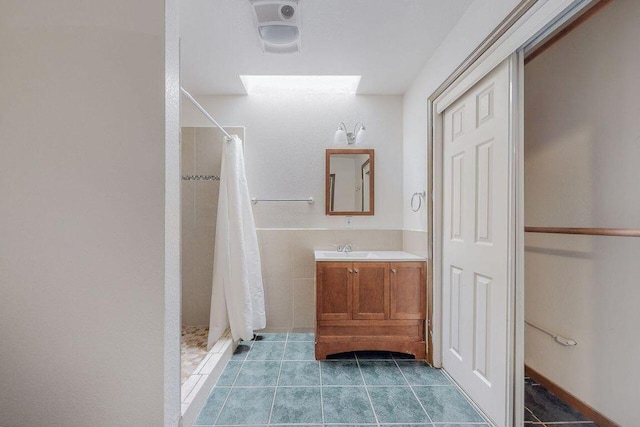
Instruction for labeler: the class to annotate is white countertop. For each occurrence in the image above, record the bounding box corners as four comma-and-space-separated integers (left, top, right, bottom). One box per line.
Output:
314, 250, 426, 262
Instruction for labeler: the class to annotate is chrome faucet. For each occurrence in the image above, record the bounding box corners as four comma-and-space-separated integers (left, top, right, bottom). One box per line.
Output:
335, 244, 354, 253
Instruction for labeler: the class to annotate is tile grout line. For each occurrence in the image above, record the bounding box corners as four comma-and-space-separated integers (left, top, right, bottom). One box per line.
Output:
391, 354, 435, 425
266, 340, 286, 425
439, 368, 492, 425
210, 338, 253, 427
318, 358, 326, 426
355, 353, 381, 427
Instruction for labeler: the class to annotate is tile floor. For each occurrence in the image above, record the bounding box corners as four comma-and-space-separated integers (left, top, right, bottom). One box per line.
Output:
182, 326, 210, 384
524, 377, 596, 426
193, 333, 489, 427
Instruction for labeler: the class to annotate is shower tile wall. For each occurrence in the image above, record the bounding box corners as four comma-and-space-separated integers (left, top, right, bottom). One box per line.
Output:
256, 229, 403, 332
182, 127, 245, 326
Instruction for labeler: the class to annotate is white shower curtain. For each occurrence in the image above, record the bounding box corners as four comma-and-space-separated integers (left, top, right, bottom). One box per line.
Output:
208, 135, 266, 347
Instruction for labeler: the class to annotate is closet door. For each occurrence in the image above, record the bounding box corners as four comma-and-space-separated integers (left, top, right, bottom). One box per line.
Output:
442, 57, 513, 427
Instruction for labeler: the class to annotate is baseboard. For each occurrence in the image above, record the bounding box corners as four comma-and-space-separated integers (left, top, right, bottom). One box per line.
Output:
525, 365, 620, 427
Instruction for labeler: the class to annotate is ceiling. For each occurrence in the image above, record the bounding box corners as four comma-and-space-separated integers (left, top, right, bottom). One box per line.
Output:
180, 0, 474, 95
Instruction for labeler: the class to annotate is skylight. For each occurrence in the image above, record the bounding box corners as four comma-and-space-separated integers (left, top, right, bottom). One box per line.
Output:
239, 75, 361, 95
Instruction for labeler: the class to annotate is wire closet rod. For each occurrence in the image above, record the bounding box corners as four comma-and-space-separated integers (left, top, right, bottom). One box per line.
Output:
180, 87, 232, 140
525, 227, 640, 237
251, 197, 314, 205
525, 320, 577, 346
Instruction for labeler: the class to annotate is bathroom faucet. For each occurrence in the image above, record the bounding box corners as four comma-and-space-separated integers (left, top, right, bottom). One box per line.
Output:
335, 244, 354, 253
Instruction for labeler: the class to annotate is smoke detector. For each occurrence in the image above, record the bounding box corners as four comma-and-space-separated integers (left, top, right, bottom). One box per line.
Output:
250, 0, 301, 54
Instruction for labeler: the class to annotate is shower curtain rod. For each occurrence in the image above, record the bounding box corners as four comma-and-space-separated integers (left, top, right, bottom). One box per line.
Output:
180, 87, 232, 140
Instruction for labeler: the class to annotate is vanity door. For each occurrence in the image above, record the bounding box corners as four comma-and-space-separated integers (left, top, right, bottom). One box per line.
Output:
316, 262, 353, 321
389, 262, 426, 320
352, 262, 389, 320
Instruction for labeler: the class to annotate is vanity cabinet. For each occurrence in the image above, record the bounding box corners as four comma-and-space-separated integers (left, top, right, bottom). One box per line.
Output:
315, 261, 426, 359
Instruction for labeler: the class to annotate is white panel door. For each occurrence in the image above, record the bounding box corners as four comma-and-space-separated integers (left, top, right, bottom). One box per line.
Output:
442, 57, 512, 427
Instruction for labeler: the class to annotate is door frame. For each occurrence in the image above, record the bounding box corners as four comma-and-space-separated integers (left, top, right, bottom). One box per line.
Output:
426, 0, 604, 425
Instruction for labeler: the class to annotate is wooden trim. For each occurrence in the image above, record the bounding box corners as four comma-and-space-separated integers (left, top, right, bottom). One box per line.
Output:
426, 259, 433, 366
429, 0, 538, 102
525, 0, 612, 65
325, 149, 375, 216
525, 365, 620, 427
525, 227, 640, 237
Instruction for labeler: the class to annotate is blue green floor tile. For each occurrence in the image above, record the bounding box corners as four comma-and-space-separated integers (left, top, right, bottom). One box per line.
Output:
189, 334, 533, 427
216, 361, 243, 386
359, 360, 407, 386
413, 386, 485, 423
322, 386, 377, 424
270, 387, 323, 424
368, 387, 431, 423
397, 361, 451, 385
215, 387, 275, 425
194, 387, 230, 426
278, 361, 320, 386
286, 332, 314, 341
233, 360, 281, 386
283, 341, 315, 360
320, 360, 364, 385
246, 342, 285, 360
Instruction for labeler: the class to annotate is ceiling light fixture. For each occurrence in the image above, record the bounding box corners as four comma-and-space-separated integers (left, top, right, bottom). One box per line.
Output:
250, 0, 301, 54
334, 122, 366, 146
240, 75, 361, 95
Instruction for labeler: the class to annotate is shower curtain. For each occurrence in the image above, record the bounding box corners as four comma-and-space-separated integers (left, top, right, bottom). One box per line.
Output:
208, 135, 266, 347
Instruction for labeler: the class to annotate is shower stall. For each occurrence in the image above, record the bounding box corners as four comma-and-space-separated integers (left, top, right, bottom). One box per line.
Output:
180, 126, 245, 384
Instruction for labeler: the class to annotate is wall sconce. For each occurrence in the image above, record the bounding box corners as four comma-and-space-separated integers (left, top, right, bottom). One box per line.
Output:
334, 122, 366, 145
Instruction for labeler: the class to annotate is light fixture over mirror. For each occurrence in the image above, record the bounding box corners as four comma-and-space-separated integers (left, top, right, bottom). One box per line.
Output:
334, 122, 366, 145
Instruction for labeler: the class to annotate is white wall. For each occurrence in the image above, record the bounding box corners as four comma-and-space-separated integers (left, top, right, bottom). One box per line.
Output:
181, 94, 403, 229
402, 0, 522, 232
524, 1, 640, 425
0, 2, 171, 425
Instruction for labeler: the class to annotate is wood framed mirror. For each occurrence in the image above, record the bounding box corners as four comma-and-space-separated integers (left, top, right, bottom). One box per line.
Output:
325, 149, 374, 215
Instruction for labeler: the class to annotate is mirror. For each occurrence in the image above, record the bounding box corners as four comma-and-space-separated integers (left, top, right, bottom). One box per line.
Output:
325, 149, 374, 215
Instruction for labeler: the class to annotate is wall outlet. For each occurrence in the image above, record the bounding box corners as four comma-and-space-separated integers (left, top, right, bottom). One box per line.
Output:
345, 216, 353, 228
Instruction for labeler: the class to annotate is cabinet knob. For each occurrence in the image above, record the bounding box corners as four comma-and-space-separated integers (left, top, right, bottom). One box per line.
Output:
391, 269, 397, 273
348, 269, 353, 274
354, 269, 359, 273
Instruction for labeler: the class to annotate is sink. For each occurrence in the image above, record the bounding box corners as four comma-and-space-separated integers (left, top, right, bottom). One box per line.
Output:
314, 250, 426, 262
315, 251, 380, 259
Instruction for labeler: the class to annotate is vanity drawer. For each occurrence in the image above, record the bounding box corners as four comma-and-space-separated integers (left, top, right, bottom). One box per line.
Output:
317, 320, 424, 342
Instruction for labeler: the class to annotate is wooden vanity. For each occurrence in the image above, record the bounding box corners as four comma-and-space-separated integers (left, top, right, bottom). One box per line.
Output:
314, 251, 427, 359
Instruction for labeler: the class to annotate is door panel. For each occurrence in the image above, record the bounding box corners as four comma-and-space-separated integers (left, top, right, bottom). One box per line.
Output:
442, 57, 512, 427
389, 262, 425, 320
317, 262, 352, 321
353, 262, 388, 320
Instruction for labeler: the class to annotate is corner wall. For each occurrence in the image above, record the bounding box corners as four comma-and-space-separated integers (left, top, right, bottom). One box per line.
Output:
0, 2, 169, 425
524, 1, 640, 424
